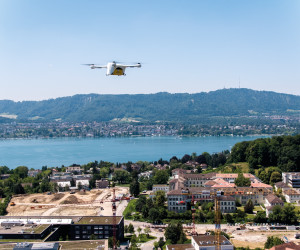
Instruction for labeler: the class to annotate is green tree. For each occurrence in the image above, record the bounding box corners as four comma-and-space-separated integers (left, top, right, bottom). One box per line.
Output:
155, 190, 166, 207
270, 171, 282, 184
264, 236, 284, 249
165, 222, 184, 244
148, 208, 159, 223
144, 227, 151, 237
281, 203, 298, 225
128, 223, 135, 234
154, 170, 169, 184
135, 195, 147, 212
244, 199, 254, 214
253, 211, 267, 223
234, 173, 251, 187
130, 180, 140, 197
269, 205, 283, 223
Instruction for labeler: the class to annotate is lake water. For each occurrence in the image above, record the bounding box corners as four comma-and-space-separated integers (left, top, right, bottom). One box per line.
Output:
0, 136, 268, 169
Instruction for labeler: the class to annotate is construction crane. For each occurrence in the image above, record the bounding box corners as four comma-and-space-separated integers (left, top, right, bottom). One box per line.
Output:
191, 193, 197, 236
112, 188, 117, 249
214, 191, 223, 250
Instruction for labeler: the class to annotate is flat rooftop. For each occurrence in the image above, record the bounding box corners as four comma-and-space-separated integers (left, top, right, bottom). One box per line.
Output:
0, 224, 49, 234
75, 216, 123, 225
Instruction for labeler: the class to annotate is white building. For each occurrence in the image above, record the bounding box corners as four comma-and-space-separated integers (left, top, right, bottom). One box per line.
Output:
283, 189, 300, 203
153, 184, 169, 193
192, 235, 234, 250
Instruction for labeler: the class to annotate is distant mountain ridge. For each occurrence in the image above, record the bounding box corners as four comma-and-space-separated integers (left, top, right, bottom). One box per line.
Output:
0, 88, 299, 123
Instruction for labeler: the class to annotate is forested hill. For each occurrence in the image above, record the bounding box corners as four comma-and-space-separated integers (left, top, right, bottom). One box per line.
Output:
0, 88, 299, 123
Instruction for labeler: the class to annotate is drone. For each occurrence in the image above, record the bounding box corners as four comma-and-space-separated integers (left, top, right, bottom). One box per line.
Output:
83, 61, 141, 76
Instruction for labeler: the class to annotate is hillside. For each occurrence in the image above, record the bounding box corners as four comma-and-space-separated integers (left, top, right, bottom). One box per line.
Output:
0, 88, 299, 123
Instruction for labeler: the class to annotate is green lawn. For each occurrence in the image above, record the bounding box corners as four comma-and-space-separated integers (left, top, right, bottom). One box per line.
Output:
123, 199, 137, 219
115, 184, 130, 187
124, 234, 156, 243
253, 206, 263, 212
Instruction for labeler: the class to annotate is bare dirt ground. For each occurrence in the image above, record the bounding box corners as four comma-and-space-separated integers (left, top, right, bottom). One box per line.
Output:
7, 187, 129, 217
230, 230, 300, 248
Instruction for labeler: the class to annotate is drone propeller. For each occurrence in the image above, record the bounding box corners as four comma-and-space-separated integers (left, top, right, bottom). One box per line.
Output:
82, 64, 95, 66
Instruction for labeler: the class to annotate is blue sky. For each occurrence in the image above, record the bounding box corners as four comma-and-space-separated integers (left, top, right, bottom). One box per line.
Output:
0, 0, 299, 101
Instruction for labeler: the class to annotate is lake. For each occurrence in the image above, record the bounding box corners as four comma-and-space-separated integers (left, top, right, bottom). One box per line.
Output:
0, 136, 268, 169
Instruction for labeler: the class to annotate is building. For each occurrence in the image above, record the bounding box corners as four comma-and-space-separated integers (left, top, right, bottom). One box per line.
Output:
266, 242, 300, 250
153, 184, 169, 193
219, 196, 236, 213
0, 216, 124, 242
66, 165, 82, 174
166, 235, 233, 250
265, 194, 284, 217
13, 242, 60, 250
167, 186, 270, 213
274, 182, 290, 192
265, 194, 284, 207
28, 170, 41, 177
283, 189, 300, 203
95, 179, 109, 189
282, 172, 300, 188
166, 244, 194, 250
192, 235, 234, 250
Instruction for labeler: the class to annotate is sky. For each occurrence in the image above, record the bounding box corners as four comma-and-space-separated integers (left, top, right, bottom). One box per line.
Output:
0, 0, 299, 101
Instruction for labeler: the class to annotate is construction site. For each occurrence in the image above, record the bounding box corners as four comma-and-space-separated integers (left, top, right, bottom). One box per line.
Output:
7, 187, 129, 217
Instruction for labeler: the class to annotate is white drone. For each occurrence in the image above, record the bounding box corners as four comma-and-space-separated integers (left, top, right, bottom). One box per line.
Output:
83, 61, 141, 76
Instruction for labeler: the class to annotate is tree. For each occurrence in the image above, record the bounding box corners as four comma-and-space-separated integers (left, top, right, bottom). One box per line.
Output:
154, 170, 169, 184
90, 234, 96, 240
178, 230, 187, 244
113, 170, 130, 184
264, 236, 284, 249
124, 225, 129, 234
234, 173, 251, 187
135, 195, 147, 212
148, 208, 159, 223
130, 180, 140, 197
244, 199, 254, 214
137, 227, 142, 236
155, 190, 166, 207
253, 211, 267, 223
128, 223, 135, 234
269, 205, 283, 223
281, 203, 298, 225
165, 222, 184, 244
270, 171, 282, 184
225, 214, 234, 224
158, 237, 165, 249
144, 227, 151, 237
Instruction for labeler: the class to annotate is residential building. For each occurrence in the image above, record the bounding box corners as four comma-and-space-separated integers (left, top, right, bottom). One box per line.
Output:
265, 194, 284, 217
153, 184, 169, 193
28, 170, 41, 177
192, 235, 234, 250
95, 179, 109, 189
166, 244, 194, 250
220, 196, 236, 213
66, 165, 82, 174
282, 172, 300, 188
274, 182, 290, 192
266, 242, 300, 250
167, 187, 270, 213
283, 189, 300, 203
265, 194, 284, 207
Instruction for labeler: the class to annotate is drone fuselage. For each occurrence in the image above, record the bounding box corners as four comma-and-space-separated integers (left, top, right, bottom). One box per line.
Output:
107, 62, 125, 76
